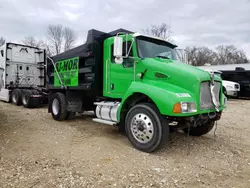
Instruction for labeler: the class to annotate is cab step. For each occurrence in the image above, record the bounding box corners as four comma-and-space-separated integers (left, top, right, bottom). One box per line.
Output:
92, 118, 116, 125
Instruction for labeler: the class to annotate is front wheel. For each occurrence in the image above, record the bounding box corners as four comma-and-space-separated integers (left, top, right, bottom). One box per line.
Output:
183, 121, 215, 136
125, 103, 169, 153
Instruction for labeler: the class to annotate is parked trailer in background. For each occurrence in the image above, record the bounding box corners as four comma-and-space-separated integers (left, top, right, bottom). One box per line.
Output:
0, 43, 47, 107
198, 64, 250, 98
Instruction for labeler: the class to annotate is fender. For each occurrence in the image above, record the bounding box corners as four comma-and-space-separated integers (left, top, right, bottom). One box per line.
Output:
117, 81, 198, 121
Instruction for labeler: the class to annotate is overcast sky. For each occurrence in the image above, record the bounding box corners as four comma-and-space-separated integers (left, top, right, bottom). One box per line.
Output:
1, 0, 250, 57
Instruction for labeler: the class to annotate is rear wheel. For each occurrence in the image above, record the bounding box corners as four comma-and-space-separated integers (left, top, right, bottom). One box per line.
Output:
11, 89, 22, 106
183, 121, 215, 136
51, 92, 68, 121
22, 89, 34, 108
125, 103, 169, 153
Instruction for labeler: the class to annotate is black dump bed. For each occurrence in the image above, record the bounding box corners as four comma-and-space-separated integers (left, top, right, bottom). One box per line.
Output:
46, 28, 133, 97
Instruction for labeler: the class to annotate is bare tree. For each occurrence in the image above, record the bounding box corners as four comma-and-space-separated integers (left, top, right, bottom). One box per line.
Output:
185, 47, 216, 66
175, 48, 188, 64
47, 24, 64, 55
215, 45, 249, 64
185, 47, 198, 65
184, 45, 249, 65
143, 23, 172, 41
64, 27, 77, 51
234, 49, 249, 64
0, 37, 5, 46
23, 36, 44, 48
47, 24, 77, 55
22, 36, 54, 57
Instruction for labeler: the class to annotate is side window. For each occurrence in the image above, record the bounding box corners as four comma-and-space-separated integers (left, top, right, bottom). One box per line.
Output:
111, 41, 133, 68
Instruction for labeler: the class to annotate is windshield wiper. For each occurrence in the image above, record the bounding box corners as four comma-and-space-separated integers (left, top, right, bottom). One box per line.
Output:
156, 55, 170, 59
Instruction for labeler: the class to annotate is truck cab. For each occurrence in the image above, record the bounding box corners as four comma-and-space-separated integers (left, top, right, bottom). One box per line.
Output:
47, 29, 227, 153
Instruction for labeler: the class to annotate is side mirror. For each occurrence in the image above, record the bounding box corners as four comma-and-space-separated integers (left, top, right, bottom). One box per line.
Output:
113, 36, 123, 57
113, 36, 123, 64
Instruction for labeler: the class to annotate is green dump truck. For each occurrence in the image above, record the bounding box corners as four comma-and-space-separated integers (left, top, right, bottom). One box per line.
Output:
47, 29, 227, 152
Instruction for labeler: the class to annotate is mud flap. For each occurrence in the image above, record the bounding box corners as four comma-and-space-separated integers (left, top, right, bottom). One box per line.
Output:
66, 91, 83, 112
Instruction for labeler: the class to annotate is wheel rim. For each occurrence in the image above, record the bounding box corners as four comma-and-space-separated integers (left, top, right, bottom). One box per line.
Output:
12, 93, 17, 103
130, 113, 154, 143
52, 98, 60, 115
22, 95, 28, 105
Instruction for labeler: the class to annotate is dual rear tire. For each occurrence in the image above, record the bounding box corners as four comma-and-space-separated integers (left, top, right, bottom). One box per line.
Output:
11, 89, 40, 108
11, 89, 22, 105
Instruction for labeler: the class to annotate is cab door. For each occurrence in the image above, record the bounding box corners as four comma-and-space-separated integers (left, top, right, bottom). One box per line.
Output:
107, 41, 134, 97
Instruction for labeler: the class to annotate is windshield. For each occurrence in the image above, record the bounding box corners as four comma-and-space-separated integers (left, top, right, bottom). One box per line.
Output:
136, 37, 178, 60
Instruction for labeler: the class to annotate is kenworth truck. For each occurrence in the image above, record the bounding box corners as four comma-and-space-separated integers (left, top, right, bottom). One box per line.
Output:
0, 43, 47, 107
47, 29, 227, 153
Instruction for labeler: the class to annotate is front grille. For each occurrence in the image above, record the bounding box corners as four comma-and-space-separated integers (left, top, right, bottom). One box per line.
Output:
234, 84, 239, 89
200, 81, 220, 110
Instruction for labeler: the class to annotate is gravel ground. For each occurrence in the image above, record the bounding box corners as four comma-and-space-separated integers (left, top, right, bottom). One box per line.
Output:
0, 100, 249, 188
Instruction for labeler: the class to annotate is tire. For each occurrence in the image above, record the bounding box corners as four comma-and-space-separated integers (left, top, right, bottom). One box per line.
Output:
11, 89, 22, 106
51, 92, 68, 121
22, 89, 34, 108
125, 103, 169, 153
183, 121, 215, 136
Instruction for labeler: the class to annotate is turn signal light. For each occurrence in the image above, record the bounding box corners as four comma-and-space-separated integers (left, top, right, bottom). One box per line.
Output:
173, 103, 182, 113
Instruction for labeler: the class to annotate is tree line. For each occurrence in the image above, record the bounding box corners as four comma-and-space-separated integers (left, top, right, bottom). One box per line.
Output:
177, 45, 249, 66
0, 23, 249, 65
0, 24, 77, 57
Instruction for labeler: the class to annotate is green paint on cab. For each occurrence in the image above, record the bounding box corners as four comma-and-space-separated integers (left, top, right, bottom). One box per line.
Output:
102, 34, 225, 121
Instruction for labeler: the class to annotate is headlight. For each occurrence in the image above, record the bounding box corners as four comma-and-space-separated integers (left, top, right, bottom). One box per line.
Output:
173, 102, 197, 113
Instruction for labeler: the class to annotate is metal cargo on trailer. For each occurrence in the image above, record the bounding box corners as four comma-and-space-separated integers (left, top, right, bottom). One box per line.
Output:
0, 43, 47, 107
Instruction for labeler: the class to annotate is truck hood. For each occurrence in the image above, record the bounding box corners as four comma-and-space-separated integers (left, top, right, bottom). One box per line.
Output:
141, 58, 214, 81
140, 58, 221, 96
